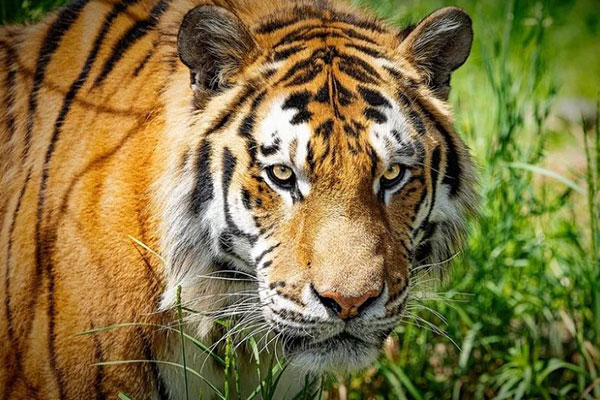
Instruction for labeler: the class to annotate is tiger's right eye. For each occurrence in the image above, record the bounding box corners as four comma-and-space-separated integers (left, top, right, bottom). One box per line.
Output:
267, 165, 296, 189
380, 163, 405, 189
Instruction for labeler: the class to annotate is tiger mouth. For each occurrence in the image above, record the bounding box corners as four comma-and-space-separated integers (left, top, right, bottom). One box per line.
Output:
284, 332, 367, 352
282, 329, 390, 355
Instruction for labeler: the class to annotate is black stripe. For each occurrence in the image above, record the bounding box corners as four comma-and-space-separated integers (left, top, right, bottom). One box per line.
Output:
273, 26, 376, 51
238, 91, 266, 166
315, 119, 334, 139
391, 129, 403, 143
1, 42, 17, 143
340, 53, 381, 80
92, 0, 168, 88
256, 18, 306, 34
341, 28, 378, 44
260, 137, 281, 156
332, 76, 354, 107
284, 63, 323, 87
345, 43, 384, 58
257, 10, 386, 36
133, 48, 154, 77
393, 142, 415, 158
241, 188, 252, 209
358, 86, 391, 108
254, 243, 281, 265
413, 146, 441, 238
367, 143, 379, 177
90, 322, 107, 400
207, 84, 258, 135
410, 178, 428, 215
2, 168, 31, 400
343, 122, 359, 137
218, 231, 236, 256
277, 56, 313, 84
44, 229, 62, 398
364, 107, 387, 124
427, 147, 441, 220
271, 24, 323, 48
396, 92, 427, 137
412, 98, 461, 196
282, 91, 312, 125
306, 142, 315, 171
331, 13, 388, 34
409, 110, 426, 136
281, 90, 311, 110
315, 82, 329, 103
272, 45, 305, 62
140, 329, 170, 400
222, 148, 258, 244
338, 61, 377, 84
190, 140, 214, 214
214, 259, 255, 279
24, 0, 90, 159
414, 238, 432, 265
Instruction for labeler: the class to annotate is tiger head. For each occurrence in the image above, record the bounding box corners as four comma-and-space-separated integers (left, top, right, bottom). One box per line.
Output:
160, 1, 477, 372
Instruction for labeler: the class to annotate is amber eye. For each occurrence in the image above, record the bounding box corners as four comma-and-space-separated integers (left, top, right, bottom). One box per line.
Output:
381, 163, 405, 188
267, 165, 296, 188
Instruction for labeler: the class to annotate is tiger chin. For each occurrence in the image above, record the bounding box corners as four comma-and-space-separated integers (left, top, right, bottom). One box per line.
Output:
0, 0, 478, 398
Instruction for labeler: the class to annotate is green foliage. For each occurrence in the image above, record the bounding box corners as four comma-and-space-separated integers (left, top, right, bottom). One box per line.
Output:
0, 0, 68, 24
7, 0, 599, 398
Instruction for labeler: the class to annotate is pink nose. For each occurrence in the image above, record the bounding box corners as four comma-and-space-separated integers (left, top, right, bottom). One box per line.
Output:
316, 289, 381, 320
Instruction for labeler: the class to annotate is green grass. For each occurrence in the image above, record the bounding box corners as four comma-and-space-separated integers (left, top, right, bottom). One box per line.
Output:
4, 0, 600, 398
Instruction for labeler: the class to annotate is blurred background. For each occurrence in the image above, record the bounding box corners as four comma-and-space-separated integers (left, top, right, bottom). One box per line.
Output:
2, 0, 599, 398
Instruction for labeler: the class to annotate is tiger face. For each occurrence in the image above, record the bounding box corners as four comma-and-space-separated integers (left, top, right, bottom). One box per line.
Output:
164, 3, 477, 372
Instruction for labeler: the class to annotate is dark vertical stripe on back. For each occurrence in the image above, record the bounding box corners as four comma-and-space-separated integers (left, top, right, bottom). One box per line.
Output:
1, 42, 17, 143
92, 0, 168, 88
32, 1, 142, 397
2, 168, 31, 400
24, 0, 90, 159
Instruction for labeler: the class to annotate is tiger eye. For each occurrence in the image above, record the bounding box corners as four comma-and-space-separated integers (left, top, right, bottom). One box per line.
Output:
271, 165, 293, 181
383, 164, 402, 181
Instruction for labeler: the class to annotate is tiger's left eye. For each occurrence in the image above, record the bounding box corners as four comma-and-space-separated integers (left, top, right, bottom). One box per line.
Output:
380, 163, 405, 188
267, 164, 296, 188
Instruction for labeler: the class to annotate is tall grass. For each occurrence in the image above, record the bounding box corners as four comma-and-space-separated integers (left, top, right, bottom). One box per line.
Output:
4, 0, 599, 398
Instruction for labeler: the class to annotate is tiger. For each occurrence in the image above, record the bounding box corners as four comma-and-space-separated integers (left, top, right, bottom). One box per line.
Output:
0, 0, 478, 398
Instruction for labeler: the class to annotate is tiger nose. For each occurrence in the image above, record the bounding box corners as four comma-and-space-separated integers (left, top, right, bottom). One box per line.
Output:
314, 287, 382, 320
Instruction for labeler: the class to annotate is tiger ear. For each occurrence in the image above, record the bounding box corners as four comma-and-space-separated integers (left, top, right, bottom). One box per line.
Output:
399, 7, 473, 100
177, 5, 257, 98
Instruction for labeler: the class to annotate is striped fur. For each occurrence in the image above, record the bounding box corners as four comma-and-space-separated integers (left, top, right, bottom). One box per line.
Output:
0, 0, 477, 398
